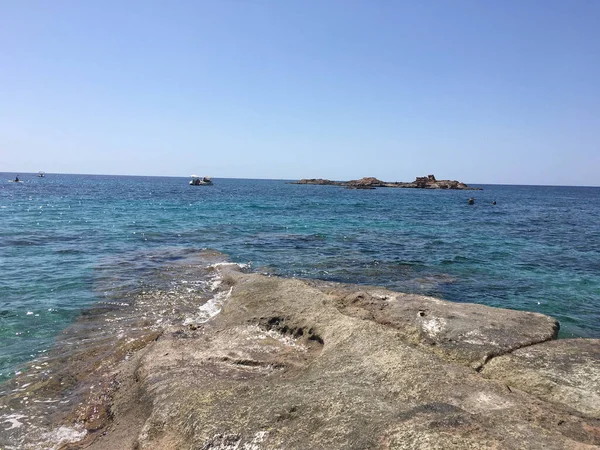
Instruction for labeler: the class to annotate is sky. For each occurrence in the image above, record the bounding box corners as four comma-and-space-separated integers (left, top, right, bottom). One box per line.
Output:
1, 0, 599, 185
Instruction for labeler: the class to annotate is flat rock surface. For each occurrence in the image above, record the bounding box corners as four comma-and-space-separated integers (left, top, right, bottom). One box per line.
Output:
309, 281, 559, 370
481, 338, 600, 418
77, 269, 599, 450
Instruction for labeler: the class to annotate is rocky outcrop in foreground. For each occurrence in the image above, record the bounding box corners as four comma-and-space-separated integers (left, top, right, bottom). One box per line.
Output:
78, 270, 600, 447
293, 174, 481, 190
2, 263, 598, 449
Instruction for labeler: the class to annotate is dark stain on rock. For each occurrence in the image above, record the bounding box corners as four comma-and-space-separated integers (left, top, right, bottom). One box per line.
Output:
397, 402, 465, 421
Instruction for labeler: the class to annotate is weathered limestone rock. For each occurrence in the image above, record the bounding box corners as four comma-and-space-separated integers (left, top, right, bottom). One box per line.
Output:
311, 283, 559, 370
481, 338, 600, 418
78, 269, 599, 450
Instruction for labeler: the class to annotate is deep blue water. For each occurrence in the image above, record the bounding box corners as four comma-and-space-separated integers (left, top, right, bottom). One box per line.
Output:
1, 173, 599, 380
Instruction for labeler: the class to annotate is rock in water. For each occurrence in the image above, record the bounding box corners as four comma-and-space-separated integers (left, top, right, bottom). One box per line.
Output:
292, 174, 482, 190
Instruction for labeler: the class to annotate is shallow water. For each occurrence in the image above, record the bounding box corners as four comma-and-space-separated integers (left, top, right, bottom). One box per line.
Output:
0, 250, 238, 449
1, 173, 599, 383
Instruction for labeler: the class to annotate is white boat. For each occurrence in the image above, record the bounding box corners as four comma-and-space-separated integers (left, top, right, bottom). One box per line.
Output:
38, 171, 45, 178
189, 175, 213, 186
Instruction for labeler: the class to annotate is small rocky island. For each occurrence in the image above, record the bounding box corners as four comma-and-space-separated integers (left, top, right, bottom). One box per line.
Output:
293, 174, 481, 190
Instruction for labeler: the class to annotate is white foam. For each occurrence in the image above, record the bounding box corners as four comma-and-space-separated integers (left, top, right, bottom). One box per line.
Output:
4, 422, 88, 450
40, 425, 87, 448
2, 413, 27, 430
183, 287, 233, 326
208, 262, 250, 270
208, 278, 222, 291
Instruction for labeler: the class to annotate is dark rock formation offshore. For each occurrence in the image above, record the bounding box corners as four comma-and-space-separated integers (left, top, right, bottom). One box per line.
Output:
293, 174, 482, 190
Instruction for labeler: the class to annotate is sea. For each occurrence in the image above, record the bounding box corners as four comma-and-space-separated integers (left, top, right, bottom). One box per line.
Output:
1, 173, 599, 382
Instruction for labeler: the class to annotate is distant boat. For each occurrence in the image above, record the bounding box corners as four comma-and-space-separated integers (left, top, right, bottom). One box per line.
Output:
189, 175, 213, 186
38, 172, 45, 178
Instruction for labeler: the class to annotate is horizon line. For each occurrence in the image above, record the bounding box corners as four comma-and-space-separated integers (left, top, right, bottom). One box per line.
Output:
2, 171, 599, 188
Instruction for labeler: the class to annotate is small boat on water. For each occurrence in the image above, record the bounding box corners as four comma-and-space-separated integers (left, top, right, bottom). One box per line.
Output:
189, 175, 213, 186
8, 175, 23, 183
38, 171, 45, 178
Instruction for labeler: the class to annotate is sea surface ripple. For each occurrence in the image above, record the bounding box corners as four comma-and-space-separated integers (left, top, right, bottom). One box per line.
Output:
1, 173, 599, 380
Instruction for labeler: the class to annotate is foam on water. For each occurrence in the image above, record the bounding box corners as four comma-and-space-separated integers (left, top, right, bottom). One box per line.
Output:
181, 262, 250, 325
183, 287, 233, 326
0, 248, 242, 449
2, 413, 27, 430
0, 415, 87, 450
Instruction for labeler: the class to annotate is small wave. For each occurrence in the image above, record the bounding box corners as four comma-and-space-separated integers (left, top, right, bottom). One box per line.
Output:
0, 248, 241, 449
183, 287, 233, 326
208, 261, 250, 271
180, 261, 250, 325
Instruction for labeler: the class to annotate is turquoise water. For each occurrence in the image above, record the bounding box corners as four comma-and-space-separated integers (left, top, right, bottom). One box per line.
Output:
1, 173, 599, 380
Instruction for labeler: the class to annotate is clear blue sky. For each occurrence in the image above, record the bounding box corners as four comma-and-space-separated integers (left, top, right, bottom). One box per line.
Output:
1, 0, 599, 185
